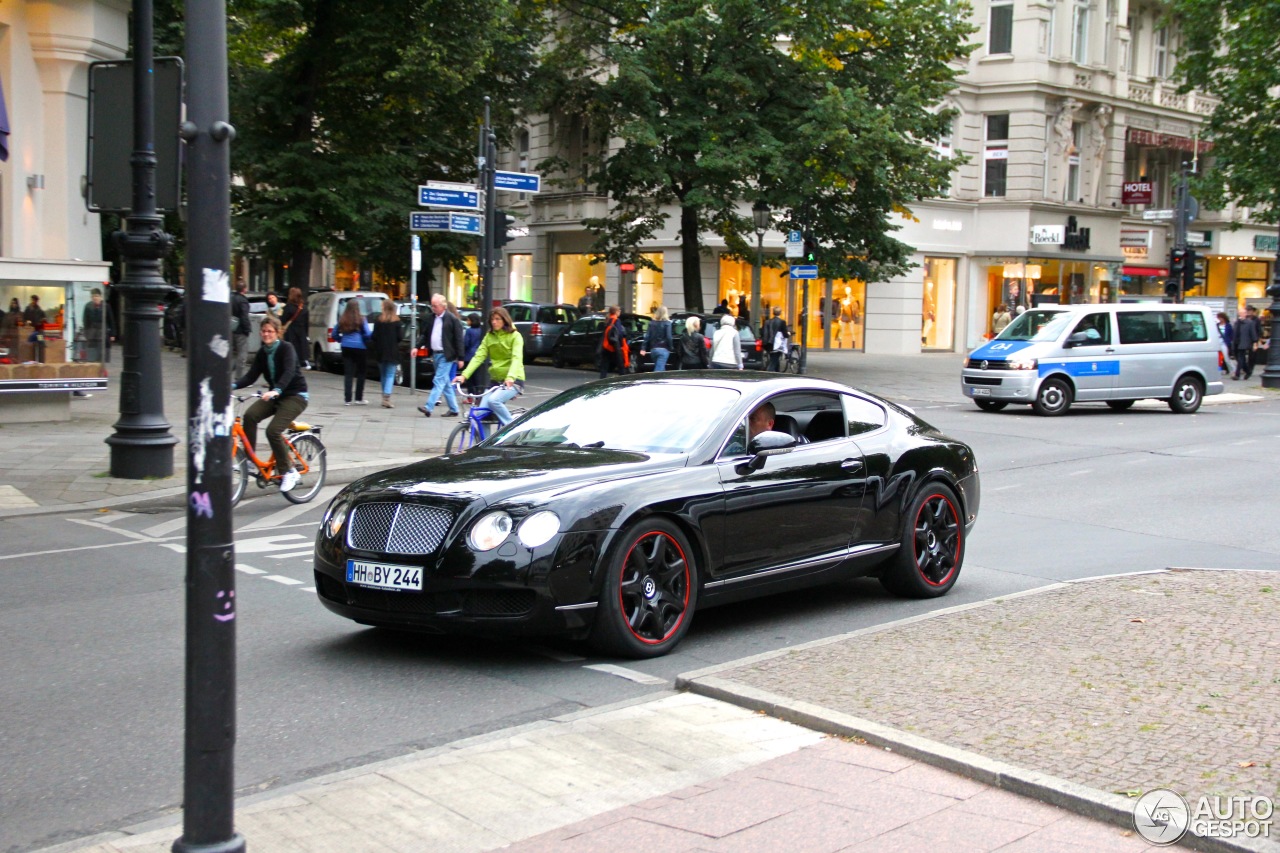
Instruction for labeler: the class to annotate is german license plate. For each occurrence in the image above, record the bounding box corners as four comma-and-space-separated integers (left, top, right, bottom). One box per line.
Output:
346, 559, 422, 591
970, 387, 990, 396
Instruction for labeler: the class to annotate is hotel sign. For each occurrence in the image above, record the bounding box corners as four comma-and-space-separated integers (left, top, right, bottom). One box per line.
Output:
1122, 181, 1154, 205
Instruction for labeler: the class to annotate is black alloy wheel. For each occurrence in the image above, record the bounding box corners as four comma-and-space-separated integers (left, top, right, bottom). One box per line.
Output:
590, 519, 697, 658
974, 399, 1007, 412
880, 483, 963, 598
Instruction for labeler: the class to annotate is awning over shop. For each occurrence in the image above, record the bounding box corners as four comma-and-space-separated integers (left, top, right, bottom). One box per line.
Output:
1122, 266, 1168, 276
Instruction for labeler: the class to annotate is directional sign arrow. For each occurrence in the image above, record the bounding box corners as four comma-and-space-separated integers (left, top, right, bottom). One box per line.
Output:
789, 265, 819, 280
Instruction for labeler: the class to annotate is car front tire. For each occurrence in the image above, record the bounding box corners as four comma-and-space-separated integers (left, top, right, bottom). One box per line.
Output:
880, 483, 963, 599
1032, 377, 1072, 416
590, 519, 697, 658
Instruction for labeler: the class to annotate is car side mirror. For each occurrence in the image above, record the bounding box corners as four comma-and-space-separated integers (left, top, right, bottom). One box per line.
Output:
1064, 331, 1089, 348
735, 431, 797, 474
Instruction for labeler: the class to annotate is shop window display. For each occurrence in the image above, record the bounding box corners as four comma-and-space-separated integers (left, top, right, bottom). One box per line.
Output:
447, 257, 480, 308
632, 253, 663, 315
718, 255, 789, 329
922, 257, 956, 350
557, 254, 606, 313
507, 254, 533, 302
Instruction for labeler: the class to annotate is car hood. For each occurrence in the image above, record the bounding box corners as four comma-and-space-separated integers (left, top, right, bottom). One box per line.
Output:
352, 446, 675, 505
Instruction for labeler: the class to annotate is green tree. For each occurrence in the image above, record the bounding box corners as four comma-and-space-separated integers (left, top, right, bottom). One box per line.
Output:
1170, 0, 1280, 222
542, 0, 973, 310
227, 0, 546, 288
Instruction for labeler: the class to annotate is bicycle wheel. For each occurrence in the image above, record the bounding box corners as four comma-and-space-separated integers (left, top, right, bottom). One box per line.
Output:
230, 445, 249, 507
445, 422, 478, 455
784, 349, 801, 374
282, 434, 327, 504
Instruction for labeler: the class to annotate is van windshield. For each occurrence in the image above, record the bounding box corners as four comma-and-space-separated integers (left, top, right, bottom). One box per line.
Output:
997, 310, 1074, 342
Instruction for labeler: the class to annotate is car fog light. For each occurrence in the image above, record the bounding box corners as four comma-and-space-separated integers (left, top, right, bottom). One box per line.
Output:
324, 497, 351, 539
469, 511, 513, 551
517, 511, 561, 548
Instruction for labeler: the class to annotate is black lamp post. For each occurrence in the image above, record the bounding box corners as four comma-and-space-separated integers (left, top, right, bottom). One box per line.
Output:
1262, 222, 1280, 389
105, 0, 178, 478
751, 199, 770, 331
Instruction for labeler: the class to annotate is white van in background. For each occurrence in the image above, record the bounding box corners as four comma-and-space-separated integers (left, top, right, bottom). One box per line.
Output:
961, 303, 1224, 415
306, 290, 388, 371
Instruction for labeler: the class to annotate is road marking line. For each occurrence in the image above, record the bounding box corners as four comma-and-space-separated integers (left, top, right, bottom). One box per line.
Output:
263, 575, 303, 585
1231, 439, 1257, 445
270, 549, 315, 559
235, 564, 266, 575
238, 486, 339, 531
91, 510, 135, 524
1068, 469, 1093, 476
987, 484, 1017, 492
0, 537, 182, 562
68, 518, 161, 542
300, 586, 316, 593
527, 646, 587, 663
584, 663, 666, 685
141, 516, 187, 537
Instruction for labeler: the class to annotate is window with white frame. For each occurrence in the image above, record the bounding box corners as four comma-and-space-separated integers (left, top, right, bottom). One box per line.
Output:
1103, 0, 1116, 65
1066, 122, 1083, 201
984, 114, 1010, 197
1127, 15, 1140, 74
989, 0, 1014, 54
1152, 26, 1168, 78
1071, 0, 1091, 64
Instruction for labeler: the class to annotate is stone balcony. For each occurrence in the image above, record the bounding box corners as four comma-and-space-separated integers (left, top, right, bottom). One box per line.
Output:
1124, 79, 1218, 116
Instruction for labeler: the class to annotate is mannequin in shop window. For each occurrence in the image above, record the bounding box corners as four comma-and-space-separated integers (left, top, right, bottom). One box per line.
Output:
838, 287, 860, 349
922, 280, 936, 346
589, 276, 604, 311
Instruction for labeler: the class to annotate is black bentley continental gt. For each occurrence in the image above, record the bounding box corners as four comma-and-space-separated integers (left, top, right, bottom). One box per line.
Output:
314, 373, 980, 658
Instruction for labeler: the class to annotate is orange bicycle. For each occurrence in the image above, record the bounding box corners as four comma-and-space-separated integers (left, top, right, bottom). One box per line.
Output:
231, 393, 327, 506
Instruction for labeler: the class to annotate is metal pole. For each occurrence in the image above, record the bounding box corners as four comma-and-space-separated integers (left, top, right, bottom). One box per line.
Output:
1261, 222, 1280, 389
174, 0, 243, 848
105, 0, 178, 478
752, 232, 762, 336
799, 280, 810, 374
482, 132, 498, 310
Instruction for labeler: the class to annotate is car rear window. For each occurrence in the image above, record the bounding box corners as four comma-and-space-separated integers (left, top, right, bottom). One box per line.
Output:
506, 305, 533, 322
536, 306, 574, 323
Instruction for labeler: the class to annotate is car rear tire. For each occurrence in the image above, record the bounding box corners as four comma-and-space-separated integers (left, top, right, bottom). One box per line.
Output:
1106, 399, 1135, 411
973, 399, 1007, 412
551, 351, 566, 369
1032, 377, 1072, 416
1168, 374, 1203, 414
880, 483, 963, 599
590, 518, 697, 658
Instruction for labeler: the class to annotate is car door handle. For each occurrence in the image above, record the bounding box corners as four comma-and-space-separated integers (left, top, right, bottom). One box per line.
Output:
841, 459, 863, 470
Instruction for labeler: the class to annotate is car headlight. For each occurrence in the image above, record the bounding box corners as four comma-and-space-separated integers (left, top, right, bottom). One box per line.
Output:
517, 511, 561, 548
468, 511, 513, 551
1007, 358, 1038, 370
323, 497, 351, 540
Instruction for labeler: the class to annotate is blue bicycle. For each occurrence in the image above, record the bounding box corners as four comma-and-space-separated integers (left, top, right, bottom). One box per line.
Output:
445, 392, 527, 454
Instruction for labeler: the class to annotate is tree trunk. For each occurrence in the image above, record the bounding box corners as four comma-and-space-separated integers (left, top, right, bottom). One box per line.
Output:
679, 204, 704, 312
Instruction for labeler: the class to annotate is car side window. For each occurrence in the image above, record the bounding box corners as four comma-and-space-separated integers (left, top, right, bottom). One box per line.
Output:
1071, 313, 1111, 345
719, 418, 749, 458
843, 395, 886, 437
566, 318, 592, 335
507, 305, 532, 322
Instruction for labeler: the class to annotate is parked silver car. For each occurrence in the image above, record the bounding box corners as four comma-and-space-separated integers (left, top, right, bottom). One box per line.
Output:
503, 301, 580, 361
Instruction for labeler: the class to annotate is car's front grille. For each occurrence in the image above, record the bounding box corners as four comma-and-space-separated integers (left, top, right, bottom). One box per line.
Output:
966, 358, 1010, 369
314, 572, 536, 618
347, 502, 453, 555
963, 376, 1003, 386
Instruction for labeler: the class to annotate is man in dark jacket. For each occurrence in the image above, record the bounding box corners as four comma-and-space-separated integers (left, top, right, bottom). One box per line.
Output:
761, 307, 789, 372
82, 287, 116, 363
417, 293, 465, 417
1231, 310, 1260, 380
231, 278, 252, 371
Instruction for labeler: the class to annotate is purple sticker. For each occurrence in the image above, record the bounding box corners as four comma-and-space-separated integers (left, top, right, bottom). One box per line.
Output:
214, 589, 235, 622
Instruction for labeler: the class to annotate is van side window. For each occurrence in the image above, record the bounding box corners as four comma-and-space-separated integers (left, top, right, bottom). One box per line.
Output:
1168, 312, 1208, 342
1071, 313, 1111, 345
1118, 311, 1209, 344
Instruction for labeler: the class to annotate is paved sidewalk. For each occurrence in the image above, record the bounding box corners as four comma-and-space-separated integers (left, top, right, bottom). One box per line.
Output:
45, 570, 1279, 853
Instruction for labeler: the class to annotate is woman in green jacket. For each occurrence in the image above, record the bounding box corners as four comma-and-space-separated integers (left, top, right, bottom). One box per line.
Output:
454, 306, 524, 425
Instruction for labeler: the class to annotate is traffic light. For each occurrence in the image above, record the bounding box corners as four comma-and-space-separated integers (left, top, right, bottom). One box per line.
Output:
1169, 247, 1188, 282
1186, 249, 1206, 293
494, 211, 517, 247
802, 233, 817, 264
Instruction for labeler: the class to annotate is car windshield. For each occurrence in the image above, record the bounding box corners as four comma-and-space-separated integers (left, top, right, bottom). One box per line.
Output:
491, 383, 740, 454
996, 310, 1073, 342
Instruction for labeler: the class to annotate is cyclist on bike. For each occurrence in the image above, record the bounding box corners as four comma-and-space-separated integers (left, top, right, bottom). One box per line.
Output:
454, 306, 524, 426
233, 314, 309, 492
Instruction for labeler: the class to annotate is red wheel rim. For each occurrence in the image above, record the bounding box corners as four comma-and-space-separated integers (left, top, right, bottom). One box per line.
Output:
913, 493, 961, 586
617, 530, 690, 644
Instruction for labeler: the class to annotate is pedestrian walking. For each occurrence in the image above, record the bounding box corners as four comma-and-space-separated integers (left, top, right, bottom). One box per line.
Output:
761, 307, 789, 372
677, 315, 711, 370
279, 287, 310, 369
641, 305, 673, 371
597, 306, 629, 378
82, 287, 116, 363
230, 278, 251, 372
333, 299, 372, 406
369, 299, 402, 408
461, 313, 486, 394
232, 315, 309, 493
992, 304, 1012, 336
1231, 309, 1259, 380
417, 293, 464, 418
455, 306, 524, 426
264, 291, 281, 319
710, 313, 743, 369
1247, 306, 1266, 373
1, 297, 21, 356
1216, 312, 1233, 375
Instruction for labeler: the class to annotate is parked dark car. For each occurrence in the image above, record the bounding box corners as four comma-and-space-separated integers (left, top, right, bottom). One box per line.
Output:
549, 312, 650, 370
503, 301, 580, 362
392, 304, 484, 388
635, 312, 764, 371
313, 373, 980, 657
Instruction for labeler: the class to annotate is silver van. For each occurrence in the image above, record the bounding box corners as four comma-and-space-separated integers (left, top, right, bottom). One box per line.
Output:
961, 304, 1224, 415
307, 290, 388, 371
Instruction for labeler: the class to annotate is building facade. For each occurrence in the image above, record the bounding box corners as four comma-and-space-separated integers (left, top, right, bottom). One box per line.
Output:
481, 0, 1274, 354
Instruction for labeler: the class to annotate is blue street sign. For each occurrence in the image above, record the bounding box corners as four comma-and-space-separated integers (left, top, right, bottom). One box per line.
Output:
410, 212, 483, 235
787, 230, 802, 243
494, 171, 541, 193
789, 265, 818, 279
418, 185, 480, 210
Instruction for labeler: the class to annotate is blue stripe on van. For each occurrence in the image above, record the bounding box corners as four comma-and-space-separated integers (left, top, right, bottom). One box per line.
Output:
1038, 360, 1121, 377
969, 340, 1036, 359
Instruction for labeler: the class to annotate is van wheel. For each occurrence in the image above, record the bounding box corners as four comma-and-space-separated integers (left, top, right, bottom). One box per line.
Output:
1168, 375, 1204, 414
1106, 400, 1135, 411
1033, 378, 1072, 416
974, 399, 1007, 412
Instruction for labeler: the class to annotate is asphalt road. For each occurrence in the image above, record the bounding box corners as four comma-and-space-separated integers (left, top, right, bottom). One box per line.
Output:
3, 364, 1279, 852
